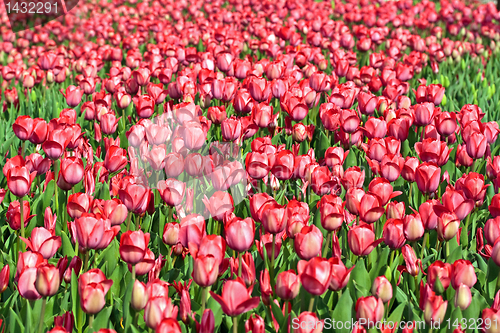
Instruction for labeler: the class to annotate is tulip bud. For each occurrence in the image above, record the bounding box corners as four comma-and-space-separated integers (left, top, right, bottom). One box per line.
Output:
454, 284, 472, 310
372, 276, 392, 303
275, 270, 301, 300
131, 280, 148, 311
356, 296, 384, 328
0, 265, 10, 293
35, 264, 61, 297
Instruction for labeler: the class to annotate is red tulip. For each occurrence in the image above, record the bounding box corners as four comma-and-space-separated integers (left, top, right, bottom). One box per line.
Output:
78, 269, 113, 314
261, 202, 287, 234
245, 314, 264, 333
120, 230, 150, 265
345, 188, 365, 216
348, 225, 382, 256
437, 211, 460, 241
423, 292, 448, 325
157, 179, 186, 207
292, 312, 324, 333
202, 191, 234, 222
297, 257, 332, 296
74, 214, 120, 251
465, 132, 487, 159
193, 255, 219, 287
162, 223, 180, 246
402, 244, 420, 276
275, 270, 300, 300
259, 269, 273, 306
383, 219, 405, 249
225, 216, 255, 252
229, 253, 256, 287
61, 86, 84, 107
6, 200, 34, 231
294, 225, 323, 260
210, 277, 260, 316
427, 261, 452, 293
0, 265, 9, 293
179, 214, 206, 248
7, 166, 36, 197
13, 115, 33, 141
415, 162, 441, 194
156, 318, 181, 333
21, 227, 61, 259
144, 295, 178, 329
457, 173, 489, 205
415, 138, 451, 166
133, 95, 155, 119
318, 194, 344, 232
104, 145, 128, 173
372, 276, 392, 303
35, 263, 61, 297
358, 192, 385, 223
271, 150, 295, 180
328, 257, 353, 291
119, 183, 150, 215
403, 213, 425, 241
451, 260, 477, 289
356, 296, 385, 328
59, 157, 84, 188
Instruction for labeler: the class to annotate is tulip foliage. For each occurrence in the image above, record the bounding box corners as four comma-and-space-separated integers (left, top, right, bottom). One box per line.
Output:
2, 0, 500, 332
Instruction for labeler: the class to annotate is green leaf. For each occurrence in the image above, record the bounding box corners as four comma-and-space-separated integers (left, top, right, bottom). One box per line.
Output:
448, 308, 463, 333
122, 278, 134, 332
387, 302, 406, 325
348, 258, 371, 299
92, 306, 113, 331
369, 247, 390, 282
486, 258, 500, 302
331, 288, 354, 333
270, 298, 285, 328
61, 232, 76, 257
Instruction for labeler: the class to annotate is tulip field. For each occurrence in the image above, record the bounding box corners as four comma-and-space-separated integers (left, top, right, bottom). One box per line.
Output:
2, 0, 500, 331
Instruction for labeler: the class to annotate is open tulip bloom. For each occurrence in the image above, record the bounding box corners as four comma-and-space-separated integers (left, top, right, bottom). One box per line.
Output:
2, 0, 500, 332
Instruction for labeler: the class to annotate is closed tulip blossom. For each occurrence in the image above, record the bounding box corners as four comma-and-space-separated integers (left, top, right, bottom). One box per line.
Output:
78, 269, 113, 314
297, 257, 332, 296
35, 263, 61, 297
356, 296, 385, 328
451, 260, 477, 290
348, 225, 383, 256
427, 261, 452, 293
225, 216, 255, 252
119, 230, 150, 265
294, 225, 323, 260
372, 276, 393, 303
275, 270, 301, 300
383, 219, 406, 249
7, 166, 36, 198
157, 179, 186, 207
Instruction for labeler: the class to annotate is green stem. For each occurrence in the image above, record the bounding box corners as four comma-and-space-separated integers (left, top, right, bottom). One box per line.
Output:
84, 251, 90, 272
270, 234, 276, 291
421, 232, 429, 259
463, 213, 471, 245
238, 252, 242, 277
323, 232, 331, 258
37, 298, 47, 333
389, 250, 395, 267
55, 159, 60, 219
308, 297, 315, 312
233, 316, 238, 333
20, 196, 25, 239
131, 265, 136, 283
126, 212, 132, 231
446, 241, 450, 259
88, 314, 94, 331
201, 287, 208, 314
